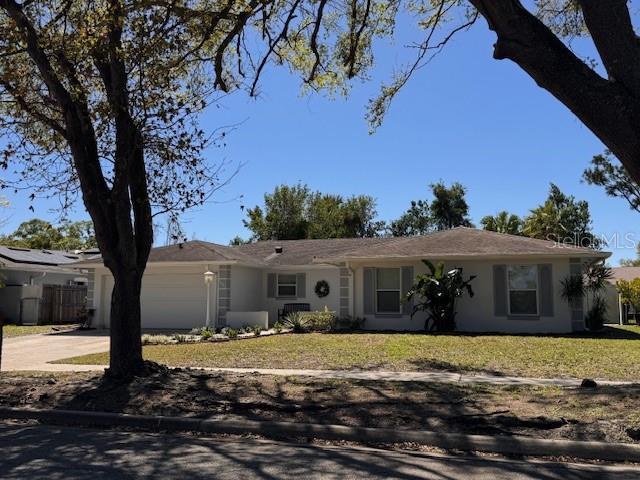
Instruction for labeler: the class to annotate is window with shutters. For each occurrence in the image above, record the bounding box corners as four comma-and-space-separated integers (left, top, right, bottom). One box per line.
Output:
507, 265, 538, 315
277, 274, 297, 297
376, 268, 401, 314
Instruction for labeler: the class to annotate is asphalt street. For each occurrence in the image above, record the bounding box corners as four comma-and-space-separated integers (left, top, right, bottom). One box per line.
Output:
0, 423, 638, 479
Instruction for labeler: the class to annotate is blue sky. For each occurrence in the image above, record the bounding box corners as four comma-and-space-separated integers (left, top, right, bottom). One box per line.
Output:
2, 16, 639, 264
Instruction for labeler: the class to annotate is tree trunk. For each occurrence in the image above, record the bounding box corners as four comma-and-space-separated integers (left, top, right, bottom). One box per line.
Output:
108, 266, 145, 376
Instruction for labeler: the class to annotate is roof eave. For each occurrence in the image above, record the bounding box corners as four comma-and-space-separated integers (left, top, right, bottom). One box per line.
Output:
72, 259, 242, 268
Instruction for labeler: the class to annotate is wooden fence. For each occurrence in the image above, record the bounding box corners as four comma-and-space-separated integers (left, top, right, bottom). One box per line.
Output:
38, 284, 87, 325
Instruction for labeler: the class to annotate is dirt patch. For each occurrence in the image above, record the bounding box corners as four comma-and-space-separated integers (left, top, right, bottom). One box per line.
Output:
1, 369, 639, 444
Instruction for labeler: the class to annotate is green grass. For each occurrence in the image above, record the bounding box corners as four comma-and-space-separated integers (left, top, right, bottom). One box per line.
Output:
55, 325, 640, 381
3, 324, 77, 338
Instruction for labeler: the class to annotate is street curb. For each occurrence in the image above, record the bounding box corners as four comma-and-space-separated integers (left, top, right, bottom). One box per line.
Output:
0, 407, 639, 462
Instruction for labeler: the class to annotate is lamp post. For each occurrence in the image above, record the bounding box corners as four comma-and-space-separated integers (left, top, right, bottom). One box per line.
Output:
204, 270, 215, 329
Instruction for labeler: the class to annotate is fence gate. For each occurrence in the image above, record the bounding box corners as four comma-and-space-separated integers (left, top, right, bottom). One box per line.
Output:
39, 284, 87, 325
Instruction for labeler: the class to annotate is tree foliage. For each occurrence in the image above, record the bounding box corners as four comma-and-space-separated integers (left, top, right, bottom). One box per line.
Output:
617, 278, 640, 310
523, 183, 598, 248
429, 182, 473, 231
0, 218, 97, 250
480, 211, 523, 235
583, 151, 640, 214
620, 244, 640, 267
389, 199, 432, 237
244, 184, 384, 240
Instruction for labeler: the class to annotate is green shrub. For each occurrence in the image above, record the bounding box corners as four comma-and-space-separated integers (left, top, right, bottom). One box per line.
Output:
173, 334, 188, 343
284, 309, 336, 333
334, 316, 366, 331
251, 325, 263, 336
223, 327, 239, 339
200, 329, 212, 340
301, 307, 335, 331
273, 321, 283, 333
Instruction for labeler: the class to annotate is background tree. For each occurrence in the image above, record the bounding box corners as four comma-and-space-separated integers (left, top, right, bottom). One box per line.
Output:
244, 184, 384, 240
617, 278, 640, 312
244, 184, 310, 241
0, 218, 97, 250
57, 220, 97, 250
620, 244, 640, 267
389, 200, 432, 237
229, 236, 250, 246
339, 195, 386, 238
306, 194, 345, 239
523, 184, 598, 248
481, 211, 523, 235
1, 219, 62, 249
430, 182, 473, 231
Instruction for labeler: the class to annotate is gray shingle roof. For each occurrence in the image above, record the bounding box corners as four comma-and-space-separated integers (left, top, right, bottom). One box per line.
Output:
0, 246, 84, 266
312, 227, 607, 262
145, 240, 261, 265
610, 266, 640, 283
233, 237, 389, 266
72, 227, 609, 268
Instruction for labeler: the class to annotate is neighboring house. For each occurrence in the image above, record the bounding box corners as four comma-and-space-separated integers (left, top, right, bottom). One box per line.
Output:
604, 267, 640, 325
0, 246, 91, 324
77, 227, 608, 333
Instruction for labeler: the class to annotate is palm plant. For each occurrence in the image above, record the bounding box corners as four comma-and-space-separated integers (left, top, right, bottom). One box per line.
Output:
560, 261, 612, 331
480, 211, 523, 235
406, 260, 476, 332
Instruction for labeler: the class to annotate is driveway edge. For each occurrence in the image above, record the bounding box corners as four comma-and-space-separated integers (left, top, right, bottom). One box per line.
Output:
0, 406, 638, 462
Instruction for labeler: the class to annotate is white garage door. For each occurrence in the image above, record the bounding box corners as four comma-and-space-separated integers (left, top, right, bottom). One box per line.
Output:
101, 273, 209, 329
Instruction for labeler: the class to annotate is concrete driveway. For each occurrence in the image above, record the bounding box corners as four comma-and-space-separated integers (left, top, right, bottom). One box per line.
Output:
2, 330, 108, 371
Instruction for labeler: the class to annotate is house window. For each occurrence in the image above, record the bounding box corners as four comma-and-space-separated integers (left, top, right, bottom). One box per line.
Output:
376, 268, 401, 314
507, 265, 538, 315
277, 274, 297, 297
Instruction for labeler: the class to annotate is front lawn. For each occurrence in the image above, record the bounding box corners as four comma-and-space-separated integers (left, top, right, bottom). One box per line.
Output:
55, 325, 640, 381
3, 324, 77, 338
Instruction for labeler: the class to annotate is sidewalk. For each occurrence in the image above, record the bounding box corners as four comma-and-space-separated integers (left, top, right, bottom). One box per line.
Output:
200, 367, 633, 387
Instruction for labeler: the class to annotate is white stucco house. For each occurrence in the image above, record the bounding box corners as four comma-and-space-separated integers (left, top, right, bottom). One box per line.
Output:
76, 227, 609, 333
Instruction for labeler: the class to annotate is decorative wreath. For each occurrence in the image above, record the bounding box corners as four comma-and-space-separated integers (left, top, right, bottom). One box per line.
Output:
315, 280, 330, 298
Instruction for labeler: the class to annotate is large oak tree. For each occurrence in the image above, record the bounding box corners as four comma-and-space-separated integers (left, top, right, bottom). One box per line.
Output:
0, 0, 388, 377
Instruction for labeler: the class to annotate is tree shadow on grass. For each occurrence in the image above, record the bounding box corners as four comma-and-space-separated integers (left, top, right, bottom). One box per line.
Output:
3, 368, 632, 445
327, 325, 640, 340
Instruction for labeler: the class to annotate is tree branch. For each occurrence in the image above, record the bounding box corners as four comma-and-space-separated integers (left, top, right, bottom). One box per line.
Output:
0, 0, 113, 238
469, 0, 640, 182
0, 79, 67, 137
577, 0, 640, 96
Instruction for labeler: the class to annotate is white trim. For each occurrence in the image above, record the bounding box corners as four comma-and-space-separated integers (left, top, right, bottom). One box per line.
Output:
507, 265, 539, 316
375, 267, 402, 315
